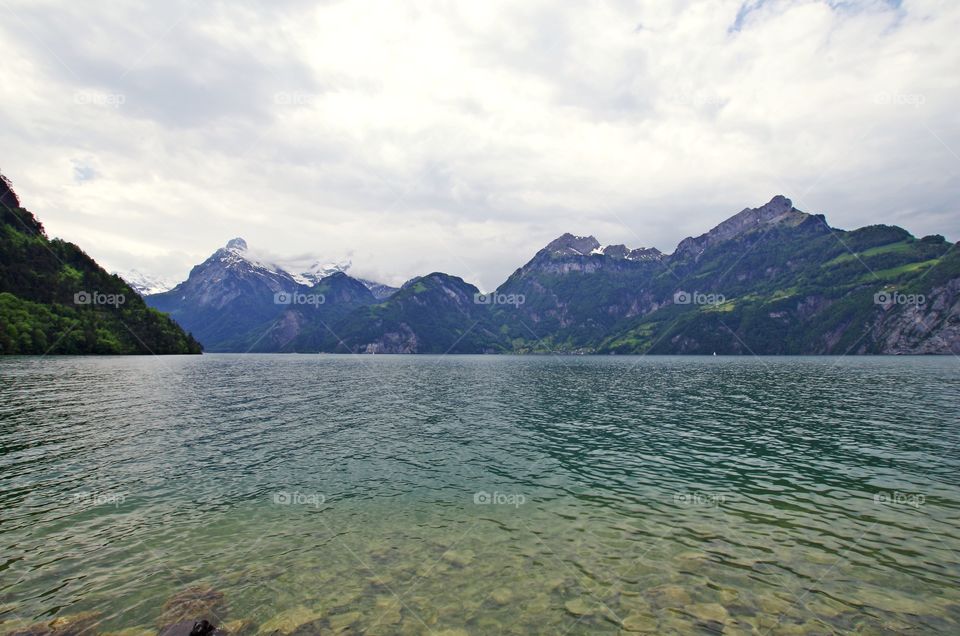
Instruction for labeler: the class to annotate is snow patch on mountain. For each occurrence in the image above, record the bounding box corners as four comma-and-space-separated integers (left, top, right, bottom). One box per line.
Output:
357, 279, 399, 299
137, 238, 393, 299
288, 259, 353, 286
116, 269, 177, 296
544, 235, 663, 262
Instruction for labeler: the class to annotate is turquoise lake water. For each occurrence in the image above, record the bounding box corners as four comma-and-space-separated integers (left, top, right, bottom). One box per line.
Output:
1, 355, 959, 634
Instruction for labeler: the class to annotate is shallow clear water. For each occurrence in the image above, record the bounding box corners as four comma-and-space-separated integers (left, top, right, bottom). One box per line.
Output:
1, 355, 959, 635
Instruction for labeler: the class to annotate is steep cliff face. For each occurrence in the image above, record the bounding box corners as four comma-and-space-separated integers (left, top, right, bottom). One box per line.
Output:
672, 195, 818, 261
490, 232, 665, 349
362, 324, 419, 354
871, 254, 960, 354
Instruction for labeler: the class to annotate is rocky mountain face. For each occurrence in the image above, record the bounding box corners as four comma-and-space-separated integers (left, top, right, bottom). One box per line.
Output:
357, 279, 400, 300
147, 238, 300, 350
598, 211, 959, 355
146, 239, 385, 352
492, 233, 665, 348
864, 252, 960, 354
672, 195, 816, 261
228, 272, 379, 352
318, 273, 503, 354
138, 195, 958, 355
0, 174, 201, 355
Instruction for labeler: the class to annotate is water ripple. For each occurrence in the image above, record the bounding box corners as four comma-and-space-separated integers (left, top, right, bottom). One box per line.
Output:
1, 355, 959, 634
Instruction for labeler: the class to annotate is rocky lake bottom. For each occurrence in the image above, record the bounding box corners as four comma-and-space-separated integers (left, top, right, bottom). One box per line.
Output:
1, 354, 958, 635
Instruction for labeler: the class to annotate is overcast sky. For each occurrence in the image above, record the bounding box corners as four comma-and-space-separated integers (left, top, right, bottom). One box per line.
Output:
1, 0, 957, 290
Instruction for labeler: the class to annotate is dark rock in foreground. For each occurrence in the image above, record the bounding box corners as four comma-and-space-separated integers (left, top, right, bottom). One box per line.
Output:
157, 587, 227, 629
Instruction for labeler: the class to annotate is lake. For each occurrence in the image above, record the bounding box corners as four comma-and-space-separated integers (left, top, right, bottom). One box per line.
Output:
1, 355, 959, 635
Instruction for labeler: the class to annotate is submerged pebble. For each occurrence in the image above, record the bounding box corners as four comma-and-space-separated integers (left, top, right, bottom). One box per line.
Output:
325, 589, 362, 610
441, 550, 476, 568
619, 613, 658, 633
564, 598, 594, 617
489, 588, 513, 605
222, 619, 255, 636
327, 611, 361, 633
257, 606, 323, 635
685, 602, 728, 624
646, 584, 691, 608
755, 593, 794, 616
5, 611, 103, 636
372, 607, 402, 627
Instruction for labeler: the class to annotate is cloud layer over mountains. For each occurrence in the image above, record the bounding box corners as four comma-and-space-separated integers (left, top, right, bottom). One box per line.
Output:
0, 0, 957, 290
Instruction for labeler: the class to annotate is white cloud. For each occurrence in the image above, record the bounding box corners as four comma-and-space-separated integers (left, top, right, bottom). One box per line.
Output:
0, 0, 957, 290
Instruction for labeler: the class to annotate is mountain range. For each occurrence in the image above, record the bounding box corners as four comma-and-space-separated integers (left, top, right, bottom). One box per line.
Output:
141, 194, 960, 355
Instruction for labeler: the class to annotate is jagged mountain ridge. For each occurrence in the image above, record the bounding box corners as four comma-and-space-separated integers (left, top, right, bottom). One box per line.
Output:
308, 272, 504, 354
146, 238, 387, 351
141, 195, 959, 354
672, 194, 815, 261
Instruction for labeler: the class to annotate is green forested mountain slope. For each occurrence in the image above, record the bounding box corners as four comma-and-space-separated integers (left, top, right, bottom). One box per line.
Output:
0, 174, 202, 355
260, 195, 958, 354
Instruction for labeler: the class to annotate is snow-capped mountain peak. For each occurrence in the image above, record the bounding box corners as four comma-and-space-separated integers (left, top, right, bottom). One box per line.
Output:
209, 238, 286, 276
588, 244, 663, 261
289, 258, 352, 286
210, 238, 352, 286
135, 239, 395, 305
225, 237, 248, 251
